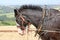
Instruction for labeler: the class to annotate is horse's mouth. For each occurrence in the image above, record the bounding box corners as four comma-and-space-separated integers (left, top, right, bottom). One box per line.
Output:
20, 26, 26, 30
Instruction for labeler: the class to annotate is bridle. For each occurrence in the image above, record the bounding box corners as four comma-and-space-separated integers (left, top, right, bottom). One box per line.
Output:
16, 9, 29, 26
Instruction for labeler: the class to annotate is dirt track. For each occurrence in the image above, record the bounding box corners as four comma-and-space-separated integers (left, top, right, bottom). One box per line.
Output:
0, 25, 40, 40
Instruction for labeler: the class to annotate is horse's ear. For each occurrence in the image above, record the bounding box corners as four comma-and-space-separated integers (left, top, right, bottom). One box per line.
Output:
14, 9, 18, 17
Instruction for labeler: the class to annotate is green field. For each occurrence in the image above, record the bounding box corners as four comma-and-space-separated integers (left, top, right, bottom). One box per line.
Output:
0, 5, 17, 26
0, 13, 16, 26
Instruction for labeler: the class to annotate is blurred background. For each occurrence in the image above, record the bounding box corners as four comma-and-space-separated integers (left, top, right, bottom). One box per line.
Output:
0, 0, 60, 26
0, 5, 16, 26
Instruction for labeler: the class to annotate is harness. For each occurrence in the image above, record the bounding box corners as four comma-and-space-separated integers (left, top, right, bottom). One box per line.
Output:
35, 6, 60, 37
35, 6, 46, 36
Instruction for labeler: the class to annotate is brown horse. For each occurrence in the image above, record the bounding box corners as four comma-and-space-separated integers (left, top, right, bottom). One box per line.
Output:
14, 5, 60, 40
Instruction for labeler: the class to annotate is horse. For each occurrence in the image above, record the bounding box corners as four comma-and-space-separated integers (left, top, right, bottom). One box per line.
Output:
14, 5, 60, 40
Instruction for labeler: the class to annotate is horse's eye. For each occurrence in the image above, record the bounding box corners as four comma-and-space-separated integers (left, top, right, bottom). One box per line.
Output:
23, 15, 27, 18
22, 14, 26, 18
23, 16, 26, 18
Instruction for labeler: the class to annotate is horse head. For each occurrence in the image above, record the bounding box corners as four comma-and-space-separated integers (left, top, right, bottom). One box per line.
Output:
14, 5, 43, 28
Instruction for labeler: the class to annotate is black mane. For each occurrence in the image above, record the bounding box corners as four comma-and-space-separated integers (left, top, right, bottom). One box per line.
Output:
18, 5, 42, 12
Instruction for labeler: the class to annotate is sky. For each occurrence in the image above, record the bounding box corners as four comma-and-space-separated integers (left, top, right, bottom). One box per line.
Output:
0, 0, 60, 5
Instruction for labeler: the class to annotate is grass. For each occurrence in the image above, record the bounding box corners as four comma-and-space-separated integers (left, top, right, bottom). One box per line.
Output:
0, 13, 16, 26
0, 21, 16, 26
